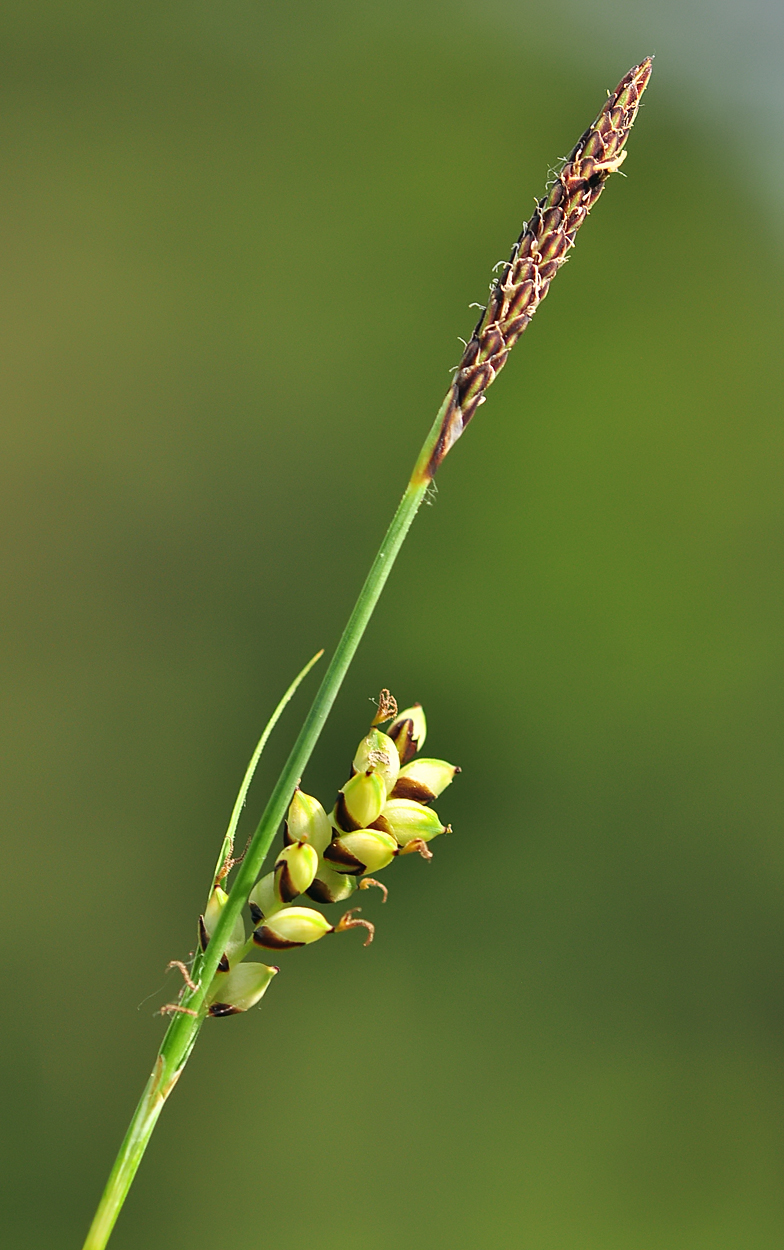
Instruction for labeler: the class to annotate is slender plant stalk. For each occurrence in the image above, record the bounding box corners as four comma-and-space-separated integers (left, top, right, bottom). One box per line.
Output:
81, 649, 324, 1250
82, 58, 651, 1250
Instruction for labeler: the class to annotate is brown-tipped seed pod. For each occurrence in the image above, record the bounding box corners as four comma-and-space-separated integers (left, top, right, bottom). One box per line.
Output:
274, 840, 319, 902
391, 758, 459, 803
306, 859, 358, 905
248, 872, 284, 926
333, 769, 386, 832
373, 798, 448, 846
352, 729, 400, 795
283, 789, 332, 854
253, 905, 333, 950
324, 829, 399, 875
200, 886, 247, 969
206, 962, 278, 1017
386, 704, 427, 764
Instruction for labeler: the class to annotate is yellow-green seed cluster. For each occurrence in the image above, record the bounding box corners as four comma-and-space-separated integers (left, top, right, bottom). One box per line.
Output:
199, 701, 458, 1017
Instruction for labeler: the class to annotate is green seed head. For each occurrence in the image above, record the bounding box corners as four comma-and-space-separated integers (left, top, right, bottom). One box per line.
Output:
391, 758, 459, 803
207, 962, 278, 1017
306, 858, 359, 904
374, 797, 447, 846
248, 872, 284, 925
386, 704, 427, 764
274, 840, 319, 902
201, 886, 247, 967
352, 729, 400, 795
252, 905, 333, 950
324, 829, 398, 875
333, 769, 386, 832
284, 789, 331, 854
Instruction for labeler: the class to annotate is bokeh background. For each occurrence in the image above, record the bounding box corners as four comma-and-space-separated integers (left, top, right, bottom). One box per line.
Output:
2, 3, 784, 1247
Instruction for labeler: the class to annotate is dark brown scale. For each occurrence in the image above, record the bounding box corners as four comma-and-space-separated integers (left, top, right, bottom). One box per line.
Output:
539, 234, 568, 264
461, 400, 483, 426
306, 877, 344, 905
503, 315, 530, 341
369, 814, 393, 836
388, 717, 418, 763
519, 258, 538, 285
456, 377, 482, 409
479, 327, 505, 359
208, 1002, 242, 1017
484, 290, 504, 324
548, 180, 565, 207
334, 790, 362, 833
323, 839, 365, 874
276, 861, 299, 903
253, 927, 303, 951
390, 776, 436, 803
580, 137, 601, 163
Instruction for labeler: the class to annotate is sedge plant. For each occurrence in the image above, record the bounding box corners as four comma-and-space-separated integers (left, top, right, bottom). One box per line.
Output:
82, 57, 652, 1250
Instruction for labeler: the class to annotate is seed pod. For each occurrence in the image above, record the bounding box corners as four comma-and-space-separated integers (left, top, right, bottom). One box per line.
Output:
199, 887, 247, 969
274, 840, 319, 902
352, 729, 400, 795
373, 798, 448, 846
391, 758, 459, 803
306, 859, 358, 905
253, 905, 333, 950
386, 704, 427, 764
207, 962, 278, 1017
324, 829, 398, 875
333, 770, 386, 832
248, 872, 283, 925
284, 789, 331, 854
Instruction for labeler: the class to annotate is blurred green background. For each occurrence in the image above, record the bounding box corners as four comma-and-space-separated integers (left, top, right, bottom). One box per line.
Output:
2, 3, 784, 1248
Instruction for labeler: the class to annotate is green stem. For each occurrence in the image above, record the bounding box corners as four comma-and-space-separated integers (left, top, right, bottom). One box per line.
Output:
81, 648, 323, 1250
81, 1063, 173, 1250
82, 392, 451, 1250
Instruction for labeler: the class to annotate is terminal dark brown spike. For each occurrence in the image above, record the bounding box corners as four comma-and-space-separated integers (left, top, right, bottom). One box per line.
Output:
423, 57, 652, 480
